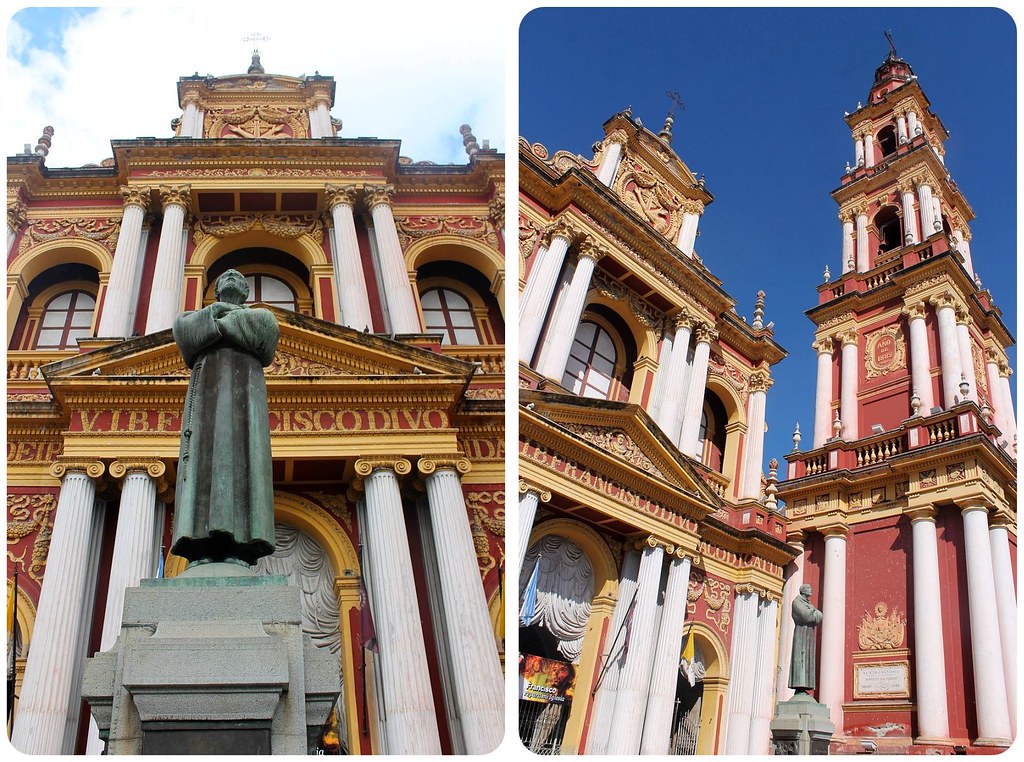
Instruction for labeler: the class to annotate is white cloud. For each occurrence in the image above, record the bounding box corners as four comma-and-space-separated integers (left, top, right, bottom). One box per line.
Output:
6, 5, 507, 168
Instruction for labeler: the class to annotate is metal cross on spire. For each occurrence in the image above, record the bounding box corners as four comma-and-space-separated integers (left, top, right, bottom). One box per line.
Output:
242, 32, 271, 56
666, 89, 685, 118
659, 89, 685, 145
884, 30, 898, 59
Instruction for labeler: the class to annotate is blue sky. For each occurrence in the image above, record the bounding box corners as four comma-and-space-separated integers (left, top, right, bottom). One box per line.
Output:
520, 6, 1017, 471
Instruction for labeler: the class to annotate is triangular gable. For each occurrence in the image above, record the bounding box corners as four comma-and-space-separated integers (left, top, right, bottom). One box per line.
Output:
521, 390, 723, 507
42, 307, 473, 383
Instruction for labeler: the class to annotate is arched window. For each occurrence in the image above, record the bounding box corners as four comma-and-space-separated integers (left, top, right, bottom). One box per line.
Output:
877, 125, 898, 158
34, 291, 95, 349
697, 394, 728, 473
562, 320, 618, 399
873, 206, 903, 256
245, 274, 297, 311
420, 286, 481, 345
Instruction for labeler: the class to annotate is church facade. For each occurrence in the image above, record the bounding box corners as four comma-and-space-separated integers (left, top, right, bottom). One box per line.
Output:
517, 108, 792, 754
6, 55, 505, 754
776, 49, 1016, 753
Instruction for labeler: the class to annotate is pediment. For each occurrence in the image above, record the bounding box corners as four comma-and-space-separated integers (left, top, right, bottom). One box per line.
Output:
42, 307, 473, 384
521, 391, 722, 507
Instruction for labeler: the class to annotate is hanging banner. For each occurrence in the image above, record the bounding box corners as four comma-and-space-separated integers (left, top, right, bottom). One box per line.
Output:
519, 654, 576, 704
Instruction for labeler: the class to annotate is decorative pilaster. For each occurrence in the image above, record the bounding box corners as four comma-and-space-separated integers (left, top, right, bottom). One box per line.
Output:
354, 457, 441, 754
325, 184, 373, 331
837, 330, 859, 440
960, 503, 1011, 744
678, 322, 717, 457
12, 461, 105, 755
929, 291, 964, 409
818, 525, 848, 730
520, 219, 575, 363
902, 301, 934, 414
812, 336, 835, 447
419, 457, 502, 754
517, 480, 550, 571
534, 238, 606, 380
144, 185, 191, 333
97, 186, 151, 337
655, 310, 696, 443
606, 539, 665, 754
988, 511, 1016, 730
739, 370, 771, 498
639, 551, 693, 754
906, 507, 951, 742
365, 186, 421, 334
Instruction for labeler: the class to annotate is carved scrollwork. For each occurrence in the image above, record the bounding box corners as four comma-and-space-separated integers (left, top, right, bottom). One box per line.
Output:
417, 455, 472, 476
353, 457, 411, 478
857, 601, 906, 650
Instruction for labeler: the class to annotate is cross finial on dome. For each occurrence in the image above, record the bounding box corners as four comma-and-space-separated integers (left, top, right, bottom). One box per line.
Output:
884, 29, 899, 60
659, 89, 685, 144
242, 32, 270, 74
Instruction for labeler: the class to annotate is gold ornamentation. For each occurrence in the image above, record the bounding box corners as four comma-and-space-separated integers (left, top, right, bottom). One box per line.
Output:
50, 460, 104, 480
558, 424, 666, 479
7, 198, 27, 230
304, 490, 354, 534
857, 601, 906, 650
576, 238, 607, 263
614, 157, 684, 240
7, 493, 58, 582
121, 185, 152, 211
206, 104, 307, 139
108, 460, 166, 480
518, 480, 552, 502
864, 325, 906, 380
158, 185, 191, 212
364, 185, 395, 209
928, 290, 960, 311
394, 215, 497, 248
748, 369, 773, 393
353, 457, 412, 477
694, 323, 718, 345
193, 213, 323, 245
946, 462, 965, 481
417, 455, 472, 475
686, 569, 733, 634
324, 184, 359, 208
919, 469, 937, 488
18, 217, 121, 256
901, 300, 927, 321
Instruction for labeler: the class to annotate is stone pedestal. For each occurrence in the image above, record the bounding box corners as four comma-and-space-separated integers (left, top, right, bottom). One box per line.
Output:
82, 568, 339, 755
770, 692, 835, 755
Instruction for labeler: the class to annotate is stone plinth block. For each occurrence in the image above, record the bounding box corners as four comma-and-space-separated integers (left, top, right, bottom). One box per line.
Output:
770, 692, 835, 755
82, 574, 339, 755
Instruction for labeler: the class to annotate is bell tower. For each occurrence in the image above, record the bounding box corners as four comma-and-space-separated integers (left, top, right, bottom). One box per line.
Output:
776, 41, 1016, 753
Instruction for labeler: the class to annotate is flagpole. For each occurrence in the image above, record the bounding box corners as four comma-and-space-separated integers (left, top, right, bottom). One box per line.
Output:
591, 585, 639, 696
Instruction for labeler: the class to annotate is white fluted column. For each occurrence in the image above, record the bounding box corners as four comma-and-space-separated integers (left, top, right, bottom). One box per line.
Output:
907, 109, 920, 137
678, 323, 716, 457
961, 503, 1012, 743
984, 352, 1009, 438
907, 507, 950, 741
723, 590, 759, 754
897, 113, 909, 143
517, 484, 548, 572
586, 550, 641, 755
656, 312, 695, 443
534, 240, 604, 380
646, 330, 673, 423
606, 541, 664, 755
854, 134, 865, 167
917, 181, 937, 238
840, 214, 854, 273
98, 187, 150, 337
326, 185, 373, 331
997, 365, 1016, 450
640, 553, 692, 754
988, 513, 1016, 731
818, 527, 848, 730
838, 330, 859, 440
956, 230, 975, 279
955, 309, 978, 404
12, 462, 105, 755
144, 185, 190, 333
596, 139, 623, 186
520, 222, 573, 363
676, 201, 703, 257
812, 337, 835, 447
903, 301, 934, 414
776, 534, 806, 704
930, 292, 963, 409
748, 597, 780, 754
740, 371, 771, 498
855, 210, 869, 272
900, 183, 920, 244
863, 133, 875, 168
421, 459, 503, 753
85, 461, 166, 755
356, 458, 442, 754
310, 99, 332, 138
366, 186, 420, 334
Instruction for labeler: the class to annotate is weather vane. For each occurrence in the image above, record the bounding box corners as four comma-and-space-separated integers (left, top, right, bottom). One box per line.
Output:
666, 89, 685, 119
242, 32, 271, 56
884, 30, 898, 58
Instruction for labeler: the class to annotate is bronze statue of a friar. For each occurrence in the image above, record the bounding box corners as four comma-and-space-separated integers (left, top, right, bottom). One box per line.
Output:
171, 269, 279, 567
789, 583, 823, 693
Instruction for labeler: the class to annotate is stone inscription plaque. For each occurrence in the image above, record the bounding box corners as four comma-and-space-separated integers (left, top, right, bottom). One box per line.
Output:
853, 661, 910, 699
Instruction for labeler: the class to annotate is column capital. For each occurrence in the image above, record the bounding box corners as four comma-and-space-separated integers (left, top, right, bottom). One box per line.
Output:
108, 459, 165, 480
786, 528, 807, 548
749, 369, 773, 393
693, 322, 718, 345
849, 202, 868, 218
518, 479, 552, 502
672, 307, 698, 332
50, 459, 105, 480
576, 237, 607, 263
7, 197, 27, 231
835, 328, 859, 347
542, 217, 578, 247
364, 184, 395, 210
812, 335, 835, 355
837, 210, 853, 224
157, 184, 191, 212
954, 305, 972, 326
819, 522, 849, 539
960, 498, 995, 516
488, 182, 505, 224
120, 185, 152, 212
680, 198, 705, 216
928, 290, 961, 311
324, 183, 360, 209
896, 178, 916, 195
984, 346, 1008, 367
905, 505, 938, 523
354, 456, 412, 478
901, 300, 928, 321
634, 534, 673, 555
417, 455, 471, 476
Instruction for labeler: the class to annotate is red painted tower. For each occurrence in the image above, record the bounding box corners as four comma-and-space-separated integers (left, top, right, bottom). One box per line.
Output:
776, 44, 1016, 753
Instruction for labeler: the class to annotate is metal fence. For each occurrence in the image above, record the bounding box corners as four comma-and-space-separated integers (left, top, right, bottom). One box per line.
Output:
669, 695, 702, 755
519, 700, 569, 755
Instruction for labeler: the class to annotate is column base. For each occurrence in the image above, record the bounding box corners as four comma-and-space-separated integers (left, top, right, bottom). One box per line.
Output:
973, 737, 1012, 748
914, 735, 956, 746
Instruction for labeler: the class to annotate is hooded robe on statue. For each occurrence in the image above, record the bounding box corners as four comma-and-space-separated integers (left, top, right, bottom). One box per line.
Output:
171, 270, 280, 565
